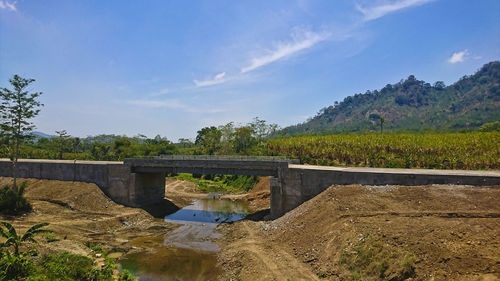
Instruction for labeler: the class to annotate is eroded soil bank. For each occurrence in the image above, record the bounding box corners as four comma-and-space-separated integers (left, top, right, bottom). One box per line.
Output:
0, 177, 178, 258
217, 184, 500, 281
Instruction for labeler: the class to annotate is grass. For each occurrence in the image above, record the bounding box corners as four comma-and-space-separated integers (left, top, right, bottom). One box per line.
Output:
174, 173, 259, 193
340, 234, 415, 280
265, 132, 500, 170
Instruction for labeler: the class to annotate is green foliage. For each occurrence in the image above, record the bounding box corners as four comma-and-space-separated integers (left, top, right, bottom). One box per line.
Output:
0, 133, 179, 161
176, 173, 259, 193
86, 242, 104, 254
194, 118, 278, 155
119, 269, 136, 281
284, 61, 500, 135
0, 249, 35, 280
195, 126, 222, 155
0, 221, 51, 256
265, 132, 500, 170
479, 121, 500, 132
0, 223, 116, 281
0, 222, 51, 281
0, 182, 32, 215
30, 253, 115, 281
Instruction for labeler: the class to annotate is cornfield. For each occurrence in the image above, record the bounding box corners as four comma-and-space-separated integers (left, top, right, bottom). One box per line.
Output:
265, 132, 500, 170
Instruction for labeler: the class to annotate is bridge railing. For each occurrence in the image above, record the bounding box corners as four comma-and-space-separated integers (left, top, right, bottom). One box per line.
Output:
125, 155, 299, 163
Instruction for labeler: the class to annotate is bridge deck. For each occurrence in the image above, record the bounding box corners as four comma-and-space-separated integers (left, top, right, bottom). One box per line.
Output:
124, 157, 294, 176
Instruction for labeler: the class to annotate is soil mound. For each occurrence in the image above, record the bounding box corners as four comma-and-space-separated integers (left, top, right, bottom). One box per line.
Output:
218, 184, 500, 280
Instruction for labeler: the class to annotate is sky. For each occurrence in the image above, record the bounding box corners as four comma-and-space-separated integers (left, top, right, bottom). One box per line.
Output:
1, 0, 499, 141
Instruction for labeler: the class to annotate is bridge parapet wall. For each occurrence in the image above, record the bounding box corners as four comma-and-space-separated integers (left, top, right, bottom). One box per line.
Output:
0, 159, 136, 206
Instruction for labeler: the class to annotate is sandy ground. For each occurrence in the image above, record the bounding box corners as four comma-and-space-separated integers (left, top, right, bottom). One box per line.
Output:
216, 184, 500, 281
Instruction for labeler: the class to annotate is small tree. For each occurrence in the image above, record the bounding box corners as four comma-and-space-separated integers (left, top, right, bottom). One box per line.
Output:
0, 222, 52, 280
52, 130, 71, 159
0, 75, 43, 192
380, 117, 385, 133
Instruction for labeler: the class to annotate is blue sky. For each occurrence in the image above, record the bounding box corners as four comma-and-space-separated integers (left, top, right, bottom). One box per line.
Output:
1, 0, 499, 141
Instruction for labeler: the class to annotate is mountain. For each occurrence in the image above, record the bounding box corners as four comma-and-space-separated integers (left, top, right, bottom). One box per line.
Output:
283, 61, 500, 135
32, 131, 54, 138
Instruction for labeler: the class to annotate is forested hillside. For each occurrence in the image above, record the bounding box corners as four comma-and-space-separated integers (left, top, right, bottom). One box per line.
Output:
283, 61, 500, 134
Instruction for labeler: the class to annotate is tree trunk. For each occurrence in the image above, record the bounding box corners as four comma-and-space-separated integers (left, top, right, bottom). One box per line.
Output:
12, 137, 19, 193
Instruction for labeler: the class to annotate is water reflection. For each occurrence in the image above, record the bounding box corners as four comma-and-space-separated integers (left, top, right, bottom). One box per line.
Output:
163, 198, 249, 251
120, 247, 220, 281
165, 198, 249, 224
120, 198, 249, 280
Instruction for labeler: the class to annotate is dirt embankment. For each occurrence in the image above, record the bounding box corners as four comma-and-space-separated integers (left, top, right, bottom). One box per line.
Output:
0, 177, 175, 257
217, 184, 500, 281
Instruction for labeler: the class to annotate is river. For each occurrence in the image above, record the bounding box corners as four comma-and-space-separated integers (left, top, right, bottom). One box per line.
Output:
119, 197, 249, 280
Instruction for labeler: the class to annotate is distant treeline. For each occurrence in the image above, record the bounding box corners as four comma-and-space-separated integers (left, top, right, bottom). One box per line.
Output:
0, 118, 278, 161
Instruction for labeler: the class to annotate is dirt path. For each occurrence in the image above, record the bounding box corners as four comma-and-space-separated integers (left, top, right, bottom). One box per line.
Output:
219, 220, 320, 281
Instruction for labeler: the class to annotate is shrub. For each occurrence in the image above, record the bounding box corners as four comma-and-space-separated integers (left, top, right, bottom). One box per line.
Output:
119, 269, 136, 281
0, 222, 51, 280
0, 250, 35, 280
0, 182, 32, 215
32, 253, 115, 281
340, 234, 416, 280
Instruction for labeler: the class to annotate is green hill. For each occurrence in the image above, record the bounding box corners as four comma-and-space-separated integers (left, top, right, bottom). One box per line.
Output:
283, 61, 500, 134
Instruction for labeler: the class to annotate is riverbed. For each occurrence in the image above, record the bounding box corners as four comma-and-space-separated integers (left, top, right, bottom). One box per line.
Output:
119, 197, 249, 280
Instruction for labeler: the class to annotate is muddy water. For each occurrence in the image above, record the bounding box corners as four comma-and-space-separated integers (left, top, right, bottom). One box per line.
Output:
119, 198, 249, 280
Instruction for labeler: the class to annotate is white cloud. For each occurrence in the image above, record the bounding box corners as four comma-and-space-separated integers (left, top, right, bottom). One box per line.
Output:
193, 72, 226, 87
150, 88, 170, 97
124, 99, 223, 113
241, 29, 330, 73
448, 50, 468, 64
0, 0, 17, 11
356, 0, 435, 21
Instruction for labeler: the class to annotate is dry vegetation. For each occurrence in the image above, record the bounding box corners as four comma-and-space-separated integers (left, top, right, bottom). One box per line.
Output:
266, 132, 500, 170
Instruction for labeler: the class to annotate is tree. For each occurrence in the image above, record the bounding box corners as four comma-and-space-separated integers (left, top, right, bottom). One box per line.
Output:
380, 117, 385, 133
233, 126, 256, 153
249, 117, 279, 143
177, 138, 194, 148
0, 75, 43, 192
433, 81, 445, 90
195, 126, 221, 155
218, 122, 235, 154
52, 130, 71, 160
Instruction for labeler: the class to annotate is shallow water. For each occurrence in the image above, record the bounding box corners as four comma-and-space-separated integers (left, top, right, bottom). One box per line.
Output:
119, 198, 249, 280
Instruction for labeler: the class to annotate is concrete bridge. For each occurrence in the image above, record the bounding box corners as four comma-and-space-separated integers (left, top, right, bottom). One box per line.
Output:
1, 157, 499, 218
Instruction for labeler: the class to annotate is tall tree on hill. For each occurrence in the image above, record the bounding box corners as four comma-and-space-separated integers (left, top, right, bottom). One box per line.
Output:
0, 75, 43, 192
